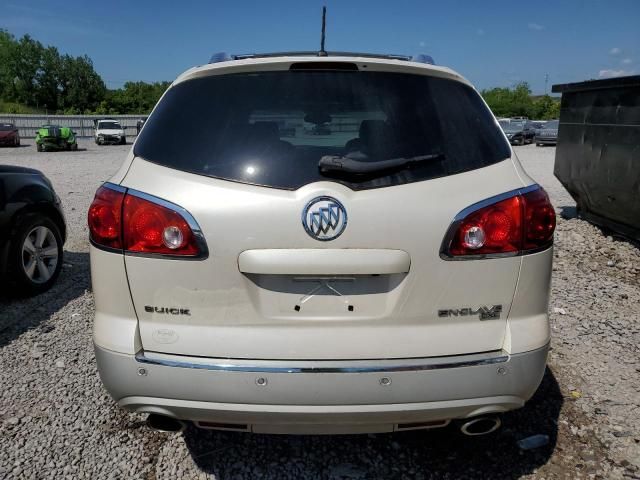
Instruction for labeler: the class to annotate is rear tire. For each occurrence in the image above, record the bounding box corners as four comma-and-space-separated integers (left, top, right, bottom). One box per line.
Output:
37, 143, 43, 152
6, 214, 64, 296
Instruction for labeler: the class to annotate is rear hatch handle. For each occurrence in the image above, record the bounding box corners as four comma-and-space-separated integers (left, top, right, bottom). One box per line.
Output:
238, 249, 411, 275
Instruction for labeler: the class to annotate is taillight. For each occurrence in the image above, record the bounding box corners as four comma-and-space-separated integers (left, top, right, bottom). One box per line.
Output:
88, 185, 124, 249
88, 183, 206, 258
441, 185, 555, 259
122, 194, 200, 255
522, 188, 556, 250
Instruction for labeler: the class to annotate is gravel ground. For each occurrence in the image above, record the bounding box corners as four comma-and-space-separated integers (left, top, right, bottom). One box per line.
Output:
0, 140, 638, 479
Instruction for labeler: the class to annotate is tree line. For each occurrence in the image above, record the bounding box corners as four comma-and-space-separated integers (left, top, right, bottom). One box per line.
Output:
0, 30, 169, 115
1, 30, 560, 118
481, 82, 560, 120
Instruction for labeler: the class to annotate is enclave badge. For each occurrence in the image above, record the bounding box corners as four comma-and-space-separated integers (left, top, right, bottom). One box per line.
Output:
438, 305, 503, 320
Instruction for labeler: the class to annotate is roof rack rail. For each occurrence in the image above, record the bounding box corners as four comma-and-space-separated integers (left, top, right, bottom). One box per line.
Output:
209, 51, 435, 65
411, 54, 435, 65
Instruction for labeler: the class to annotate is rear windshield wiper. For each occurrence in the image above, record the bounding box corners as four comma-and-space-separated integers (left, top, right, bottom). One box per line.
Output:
319, 152, 445, 175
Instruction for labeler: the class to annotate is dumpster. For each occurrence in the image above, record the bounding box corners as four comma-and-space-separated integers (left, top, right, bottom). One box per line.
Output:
552, 75, 640, 241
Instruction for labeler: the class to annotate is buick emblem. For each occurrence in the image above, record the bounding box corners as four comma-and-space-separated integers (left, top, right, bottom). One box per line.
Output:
302, 196, 347, 241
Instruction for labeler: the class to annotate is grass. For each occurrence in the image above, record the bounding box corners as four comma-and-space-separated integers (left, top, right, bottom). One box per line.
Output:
0, 100, 45, 114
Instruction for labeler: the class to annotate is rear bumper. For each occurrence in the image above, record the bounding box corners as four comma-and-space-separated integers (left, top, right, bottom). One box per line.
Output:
96, 135, 124, 144
536, 137, 557, 144
95, 343, 549, 434
40, 139, 72, 148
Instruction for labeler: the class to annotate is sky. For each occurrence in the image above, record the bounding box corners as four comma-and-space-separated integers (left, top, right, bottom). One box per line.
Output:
1, 0, 639, 94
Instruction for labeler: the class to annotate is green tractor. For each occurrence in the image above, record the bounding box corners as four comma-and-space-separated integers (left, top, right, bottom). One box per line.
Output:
35, 125, 78, 152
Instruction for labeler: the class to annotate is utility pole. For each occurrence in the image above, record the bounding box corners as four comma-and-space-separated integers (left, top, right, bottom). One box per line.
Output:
544, 73, 549, 95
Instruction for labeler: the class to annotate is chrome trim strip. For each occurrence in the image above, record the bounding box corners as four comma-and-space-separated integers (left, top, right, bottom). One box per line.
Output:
439, 184, 550, 261
102, 182, 127, 193
134, 350, 509, 374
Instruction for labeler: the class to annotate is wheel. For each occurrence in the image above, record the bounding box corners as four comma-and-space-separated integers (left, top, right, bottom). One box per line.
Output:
37, 143, 43, 152
120, 137, 126, 145
6, 214, 63, 296
72, 143, 78, 151
519, 137, 525, 146
536, 143, 541, 147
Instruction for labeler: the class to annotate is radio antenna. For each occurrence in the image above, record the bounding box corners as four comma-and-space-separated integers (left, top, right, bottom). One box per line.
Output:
318, 6, 328, 56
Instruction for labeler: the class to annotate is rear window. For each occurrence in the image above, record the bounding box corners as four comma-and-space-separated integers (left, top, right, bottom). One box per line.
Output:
135, 71, 510, 190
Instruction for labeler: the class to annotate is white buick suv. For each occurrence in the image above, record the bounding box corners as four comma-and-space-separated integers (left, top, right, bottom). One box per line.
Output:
88, 52, 555, 435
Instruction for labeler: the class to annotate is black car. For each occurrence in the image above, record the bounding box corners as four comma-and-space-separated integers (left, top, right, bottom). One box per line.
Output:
500, 120, 536, 145
0, 166, 66, 295
0, 123, 20, 147
535, 120, 559, 146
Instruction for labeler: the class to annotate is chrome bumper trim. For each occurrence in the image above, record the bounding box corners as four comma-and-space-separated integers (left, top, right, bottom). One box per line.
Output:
134, 350, 510, 374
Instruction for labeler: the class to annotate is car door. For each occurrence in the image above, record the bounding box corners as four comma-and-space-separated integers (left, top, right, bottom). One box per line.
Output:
524, 122, 534, 141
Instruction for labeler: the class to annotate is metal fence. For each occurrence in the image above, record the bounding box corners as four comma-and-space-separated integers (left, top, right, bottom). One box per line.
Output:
0, 114, 146, 138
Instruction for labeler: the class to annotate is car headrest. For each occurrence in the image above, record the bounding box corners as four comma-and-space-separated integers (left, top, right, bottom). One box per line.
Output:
249, 122, 280, 141
359, 120, 388, 145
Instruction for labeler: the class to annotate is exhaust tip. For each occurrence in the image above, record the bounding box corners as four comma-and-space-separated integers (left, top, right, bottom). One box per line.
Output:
146, 413, 185, 433
460, 416, 501, 436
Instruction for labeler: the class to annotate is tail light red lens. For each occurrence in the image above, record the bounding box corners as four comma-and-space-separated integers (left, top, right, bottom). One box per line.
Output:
88, 184, 205, 257
522, 188, 556, 250
88, 185, 124, 249
452, 196, 522, 256
122, 194, 199, 255
443, 186, 555, 259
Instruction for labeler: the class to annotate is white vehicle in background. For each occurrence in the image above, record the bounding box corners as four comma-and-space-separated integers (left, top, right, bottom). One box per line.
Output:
89, 51, 556, 436
94, 119, 126, 145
